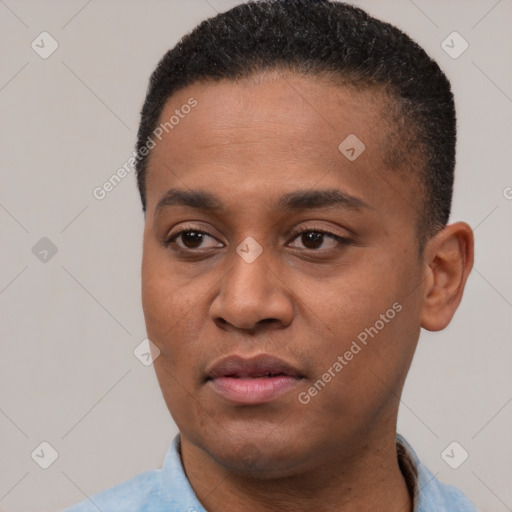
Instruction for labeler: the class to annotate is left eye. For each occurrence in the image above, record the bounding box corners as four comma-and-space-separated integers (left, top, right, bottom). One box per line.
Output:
288, 230, 348, 250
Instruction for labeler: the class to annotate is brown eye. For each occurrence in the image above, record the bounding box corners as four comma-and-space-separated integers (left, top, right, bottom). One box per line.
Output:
180, 231, 205, 249
289, 230, 348, 250
166, 229, 223, 251
300, 231, 324, 249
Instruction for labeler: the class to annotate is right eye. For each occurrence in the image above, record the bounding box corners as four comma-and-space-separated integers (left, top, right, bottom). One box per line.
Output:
165, 228, 224, 252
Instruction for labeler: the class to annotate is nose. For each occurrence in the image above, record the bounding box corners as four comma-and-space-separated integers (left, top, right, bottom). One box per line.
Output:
209, 246, 294, 333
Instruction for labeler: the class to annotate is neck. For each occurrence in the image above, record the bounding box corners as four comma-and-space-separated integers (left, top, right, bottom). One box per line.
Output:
179, 432, 412, 512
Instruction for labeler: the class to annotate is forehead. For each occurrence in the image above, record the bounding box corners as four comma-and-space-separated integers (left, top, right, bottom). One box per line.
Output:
157, 71, 388, 160
144, 71, 417, 222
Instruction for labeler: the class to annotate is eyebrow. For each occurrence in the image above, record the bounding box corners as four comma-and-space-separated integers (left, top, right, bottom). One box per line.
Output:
155, 187, 371, 215
156, 188, 224, 213
277, 189, 371, 212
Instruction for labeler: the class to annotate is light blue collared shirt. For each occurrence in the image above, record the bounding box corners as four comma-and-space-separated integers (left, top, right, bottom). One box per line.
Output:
63, 434, 479, 511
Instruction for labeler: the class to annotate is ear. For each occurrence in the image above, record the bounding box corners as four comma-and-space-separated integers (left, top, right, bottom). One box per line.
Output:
420, 222, 474, 331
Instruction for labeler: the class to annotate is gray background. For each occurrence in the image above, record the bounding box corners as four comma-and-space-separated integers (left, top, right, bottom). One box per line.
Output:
0, 0, 511, 511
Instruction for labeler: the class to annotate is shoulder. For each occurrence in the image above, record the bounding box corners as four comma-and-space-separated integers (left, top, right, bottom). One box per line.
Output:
61, 435, 205, 512
61, 469, 164, 512
418, 475, 480, 512
396, 434, 480, 512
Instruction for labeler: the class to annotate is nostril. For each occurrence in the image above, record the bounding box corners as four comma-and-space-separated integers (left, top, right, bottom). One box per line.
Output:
214, 317, 229, 328
257, 318, 279, 327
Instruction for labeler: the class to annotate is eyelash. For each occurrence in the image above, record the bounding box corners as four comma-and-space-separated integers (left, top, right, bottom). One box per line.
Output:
164, 225, 351, 253
288, 226, 351, 249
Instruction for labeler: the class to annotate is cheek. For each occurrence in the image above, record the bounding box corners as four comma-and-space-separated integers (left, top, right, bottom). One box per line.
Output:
307, 257, 421, 392
141, 239, 189, 352
306, 260, 399, 336
152, 353, 209, 436
141, 237, 216, 363
141, 246, 203, 416
141, 268, 176, 344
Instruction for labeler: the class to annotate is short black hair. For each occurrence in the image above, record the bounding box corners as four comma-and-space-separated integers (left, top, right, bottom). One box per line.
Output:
135, 0, 456, 243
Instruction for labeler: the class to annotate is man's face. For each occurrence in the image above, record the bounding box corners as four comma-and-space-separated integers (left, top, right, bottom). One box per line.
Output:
141, 71, 427, 476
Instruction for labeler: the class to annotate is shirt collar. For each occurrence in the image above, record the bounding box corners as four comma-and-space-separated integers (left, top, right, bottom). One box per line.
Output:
159, 435, 207, 511
161, 433, 438, 512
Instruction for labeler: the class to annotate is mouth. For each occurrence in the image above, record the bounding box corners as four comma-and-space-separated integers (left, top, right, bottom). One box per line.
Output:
205, 354, 305, 405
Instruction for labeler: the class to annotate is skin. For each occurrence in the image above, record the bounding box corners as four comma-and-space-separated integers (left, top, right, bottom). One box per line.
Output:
141, 70, 474, 512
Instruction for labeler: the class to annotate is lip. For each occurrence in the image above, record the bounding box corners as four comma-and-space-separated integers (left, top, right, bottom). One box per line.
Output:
206, 354, 305, 405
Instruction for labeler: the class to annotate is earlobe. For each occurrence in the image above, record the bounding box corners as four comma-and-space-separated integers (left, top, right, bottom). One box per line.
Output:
420, 222, 474, 332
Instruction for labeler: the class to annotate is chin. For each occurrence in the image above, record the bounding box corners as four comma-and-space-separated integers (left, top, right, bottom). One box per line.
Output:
213, 447, 305, 479
196, 425, 315, 479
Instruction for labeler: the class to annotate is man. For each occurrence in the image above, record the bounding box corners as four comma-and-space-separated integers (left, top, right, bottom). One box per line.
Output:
64, 0, 478, 510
